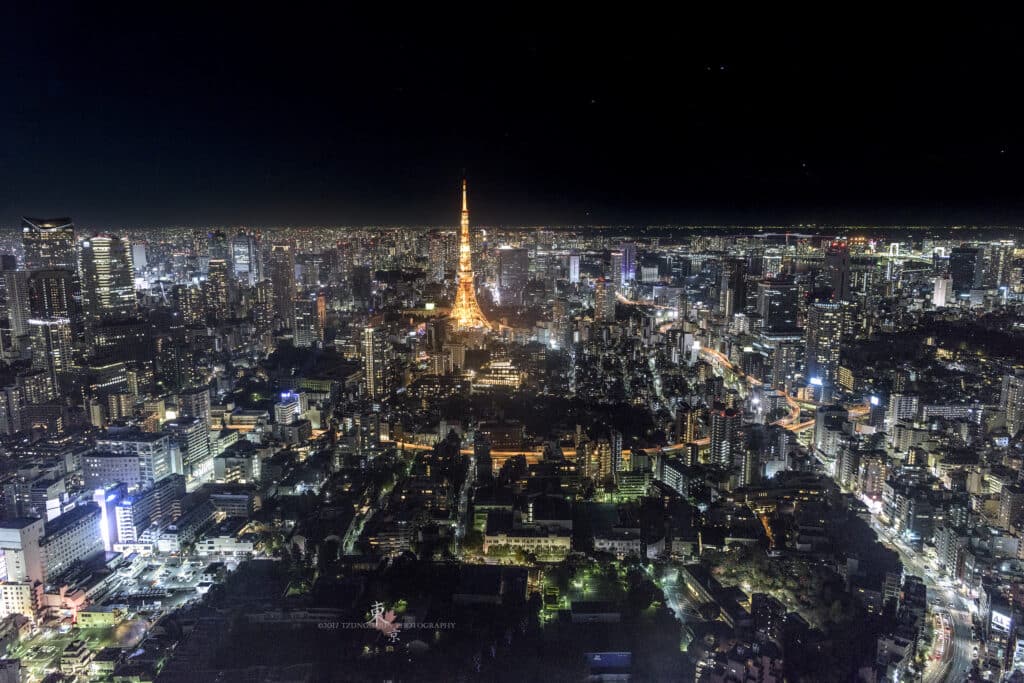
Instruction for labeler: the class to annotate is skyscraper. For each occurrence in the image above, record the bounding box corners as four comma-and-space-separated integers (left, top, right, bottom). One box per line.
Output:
2, 270, 30, 351
206, 258, 230, 320
950, 246, 982, 294
231, 232, 262, 286
449, 179, 490, 330
719, 259, 747, 318
363, 326, 389, 400
594, 278, 616, 322
805, 302, 843, 395
29, 317, 73, 392
984, 242, 1014, 289
824, 241, 851, 300
497, 247, 529, 305
757, 278, 799, 332
608, 251, 624, 289
28, 269, 75, 319
619, 241, 637, 284
294, 296, 323, 348
932, 276, 952, 307
209, 230, 229, 262
79, 235, 136, 324
427, 229, 449, 283
269, 243, 296, 329
568, 250, 580, 284
22, 217, 76, 271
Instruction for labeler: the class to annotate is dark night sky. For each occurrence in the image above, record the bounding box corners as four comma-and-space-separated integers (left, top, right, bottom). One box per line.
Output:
2, 6, 1024, 228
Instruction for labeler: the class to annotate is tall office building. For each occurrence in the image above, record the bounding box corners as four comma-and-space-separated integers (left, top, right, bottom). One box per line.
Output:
568, 250, 580, 284
932, 277, 952, 308
982, 242, 1015, 289
22, 217, 76, 271
619, 241, 637, 284
719, 260, 746, 318
78, 235, 136, 324
805, 302, 843, 394
363, 326, 389, 401
28, 269, 75, 319
497, 247, 530, 305
269, 243, 296, 329
608, 251, 624, 289
208, 230, 229, 261
824, 241, 851, 300
756, 278, 799, 332
131, 242, 147, 271
205, 258, 230, 319
710, 407, 742, 470
949, 246, 982, 294
231, 232, 262, 286
294, 296, 323, 348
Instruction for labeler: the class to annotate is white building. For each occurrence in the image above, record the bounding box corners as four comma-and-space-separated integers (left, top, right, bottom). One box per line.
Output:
39, 504, 103, 583
95, 430, 171, 489
0, 518, 45, 584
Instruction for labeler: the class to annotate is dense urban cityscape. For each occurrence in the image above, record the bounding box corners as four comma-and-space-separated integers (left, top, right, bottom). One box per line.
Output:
0, 183, 1020, 681
6, 6, 1024, 682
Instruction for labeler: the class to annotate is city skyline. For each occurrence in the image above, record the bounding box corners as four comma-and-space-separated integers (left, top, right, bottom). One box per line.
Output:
3, 6, 1024, 683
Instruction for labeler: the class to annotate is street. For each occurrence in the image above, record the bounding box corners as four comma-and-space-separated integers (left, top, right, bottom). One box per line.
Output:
869, 517, 977, 682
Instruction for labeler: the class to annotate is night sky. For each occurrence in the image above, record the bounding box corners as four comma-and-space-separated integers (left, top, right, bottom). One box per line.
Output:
3, 6, 1024, 227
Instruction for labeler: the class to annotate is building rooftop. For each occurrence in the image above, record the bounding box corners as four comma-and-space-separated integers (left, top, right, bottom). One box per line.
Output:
97, 430, 168, 443
0, 517, 44, 530
44, 503, 100, 537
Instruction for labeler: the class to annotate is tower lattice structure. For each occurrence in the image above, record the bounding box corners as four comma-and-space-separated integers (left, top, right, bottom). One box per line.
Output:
450, 179, 491, 330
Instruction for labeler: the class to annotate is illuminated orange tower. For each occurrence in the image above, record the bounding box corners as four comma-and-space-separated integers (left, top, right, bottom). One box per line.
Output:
450, 178, 490, 329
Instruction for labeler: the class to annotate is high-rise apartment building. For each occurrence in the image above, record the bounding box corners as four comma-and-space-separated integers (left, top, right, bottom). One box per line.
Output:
710, 407, 741, 470
1001, 372, 1024, 438
805, 302, 843, 393
363, 327, 389, 400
